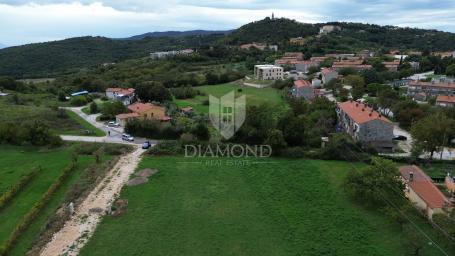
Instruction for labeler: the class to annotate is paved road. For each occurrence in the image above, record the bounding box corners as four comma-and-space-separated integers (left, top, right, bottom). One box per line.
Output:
62, 107, 153, 145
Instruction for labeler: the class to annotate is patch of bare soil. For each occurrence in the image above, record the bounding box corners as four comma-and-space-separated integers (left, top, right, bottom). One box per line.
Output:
135, 168, 159, 178
126, 176, 148, 186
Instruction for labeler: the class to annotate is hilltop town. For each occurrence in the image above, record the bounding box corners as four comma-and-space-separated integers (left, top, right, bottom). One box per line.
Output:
1, 15, 455, 256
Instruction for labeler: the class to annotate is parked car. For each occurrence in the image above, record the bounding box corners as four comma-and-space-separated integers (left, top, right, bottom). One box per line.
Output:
393, 135, 407, 141
122, 134, 134, 142
142, 141, 152, 149
108, 121, 120, 127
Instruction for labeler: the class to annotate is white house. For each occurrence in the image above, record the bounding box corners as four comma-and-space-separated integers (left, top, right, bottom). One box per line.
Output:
106, 88, 136, 106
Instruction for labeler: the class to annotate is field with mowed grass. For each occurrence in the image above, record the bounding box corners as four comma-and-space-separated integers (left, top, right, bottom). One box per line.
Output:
0, 144, 115, 255
79, 156, 453, 256
174, 83, 287, 114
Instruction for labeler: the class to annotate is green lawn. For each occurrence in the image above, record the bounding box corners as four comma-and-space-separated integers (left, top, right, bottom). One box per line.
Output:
0, 144, 118, 255
80, 156, 452, 256
0, 146, 94, 247
62, 109, 105, 137
174, 83, 287, 114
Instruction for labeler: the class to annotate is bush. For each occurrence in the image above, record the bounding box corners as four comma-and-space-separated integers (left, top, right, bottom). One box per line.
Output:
70, 96, 88, 106
148, 140, 182, 155
280, 147, 306, 158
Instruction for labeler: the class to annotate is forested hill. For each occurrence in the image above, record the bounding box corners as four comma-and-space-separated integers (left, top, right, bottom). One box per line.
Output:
124, 30, 232, 40
223, 17, 319, 44
0, 34, 223, 78
3, 18, 455, 78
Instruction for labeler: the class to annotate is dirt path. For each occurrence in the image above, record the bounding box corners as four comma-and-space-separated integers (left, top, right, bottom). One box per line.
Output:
39, 146, 146, 256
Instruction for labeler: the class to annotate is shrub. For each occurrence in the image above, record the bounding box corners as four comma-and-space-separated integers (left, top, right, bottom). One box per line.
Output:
70, 96, 88, 106
148, 140, 182, 155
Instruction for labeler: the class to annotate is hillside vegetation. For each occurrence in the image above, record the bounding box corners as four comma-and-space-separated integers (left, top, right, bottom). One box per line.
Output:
2, 18, 455, 78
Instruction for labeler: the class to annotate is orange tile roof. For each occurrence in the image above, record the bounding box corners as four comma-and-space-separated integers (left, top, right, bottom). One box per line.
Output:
294, 80, 311, 88
128, 102, 161, 114
436, 95, 455, 103
399, 165, 450, 209
321, 68, 337, 75
338, 101, 391, 124
106, 87, 135, 96
409, 81, 455, 89
116, 113, 139, 119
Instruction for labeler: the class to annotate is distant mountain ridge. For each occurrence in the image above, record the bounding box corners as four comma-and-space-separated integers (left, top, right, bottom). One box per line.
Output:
123, 30, 232, 40
0, 43, 6, 49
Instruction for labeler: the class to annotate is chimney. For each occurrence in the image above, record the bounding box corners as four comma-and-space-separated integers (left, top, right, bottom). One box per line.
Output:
409, 172, 414, 182
362, 108, 365, 111
369, 113, 372, 116
356, 103, 359, 107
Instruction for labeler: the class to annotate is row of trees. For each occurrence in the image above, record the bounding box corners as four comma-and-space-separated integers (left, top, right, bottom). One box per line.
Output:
0, 120, 62, 147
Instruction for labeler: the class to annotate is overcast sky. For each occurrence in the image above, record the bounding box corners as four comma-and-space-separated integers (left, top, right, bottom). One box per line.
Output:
2, 0, 455, 46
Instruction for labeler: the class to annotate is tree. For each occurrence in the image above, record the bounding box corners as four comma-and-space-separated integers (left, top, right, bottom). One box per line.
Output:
89, 101, 98, 114
264, 129, 287, 153
377, 88, 399, 116
136, 83, 172, 103
446, 64, 455, 76
192, 122, 210, 141
101, 101, 127, 118
345, 75, 365, 100
345, 157, 405, 207
411, 113, 455, 159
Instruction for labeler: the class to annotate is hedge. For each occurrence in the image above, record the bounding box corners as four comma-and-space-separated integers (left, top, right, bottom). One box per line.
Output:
0, 168, 40, 210
0, 162, 76, 256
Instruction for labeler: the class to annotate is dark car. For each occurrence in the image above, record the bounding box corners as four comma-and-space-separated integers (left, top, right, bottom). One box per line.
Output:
393, 135, 407, 141
142, 141, 152, 149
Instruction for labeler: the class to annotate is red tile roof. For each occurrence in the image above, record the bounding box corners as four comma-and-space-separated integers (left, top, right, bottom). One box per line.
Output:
338, 101, 391, 124
128, 102, 157, 114
409, 81, 455, 89
106, 87, 135, 96
321, 68, 337, 75
294, 80, 312, 88
436, 95, 455, 103
116, 113, 139, 119
399, 165, 450, 209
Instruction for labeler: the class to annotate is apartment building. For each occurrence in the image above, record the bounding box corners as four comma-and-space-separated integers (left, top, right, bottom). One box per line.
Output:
337, 101, 394, 152
408, 81, 455, 97
254, 65, 284, 80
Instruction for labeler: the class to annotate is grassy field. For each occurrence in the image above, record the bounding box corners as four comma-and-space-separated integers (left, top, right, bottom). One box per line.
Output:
174, 83, 287, 114
0, 145, 113, 255
0, 95, 103, 136
79, 156, 454, 256
62, 110, 105, 137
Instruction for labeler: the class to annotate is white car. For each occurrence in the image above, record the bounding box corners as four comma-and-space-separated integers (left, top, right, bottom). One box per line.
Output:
122, 134, 134, 142
108, 121, 120, 127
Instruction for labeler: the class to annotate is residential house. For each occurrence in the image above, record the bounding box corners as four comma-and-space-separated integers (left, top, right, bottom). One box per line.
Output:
295, 61, 319, 73
150, 49, 194, 59
283, 52, 304, 61
357, 50, 375, 59
408, 81, 455, 97
432, 51, 455, 58
413, 92, 427, 102
181, 106, 194, 115
337, 101, 394, 152
409, 61, 420, 71
400, 165, 451, 219
436, 95, 455, 107
319, 25, 341, 34
115, 102, 171, 126
325, 53, 356, 61
289, 37, 306, 45
292, 80, 315, 101
240, 42, 276, 51
383, 61, 400, 72
254, 65, 284, 80
310, 56, 327, 64
321, 68, 338, 84
332, 60, 372, 71
106, 88, 136, 105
